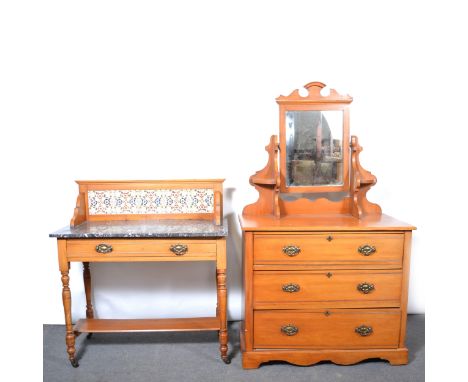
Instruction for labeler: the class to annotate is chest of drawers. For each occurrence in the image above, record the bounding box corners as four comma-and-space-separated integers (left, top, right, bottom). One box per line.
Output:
240, 82, 416, 368
240, 216, 414, 368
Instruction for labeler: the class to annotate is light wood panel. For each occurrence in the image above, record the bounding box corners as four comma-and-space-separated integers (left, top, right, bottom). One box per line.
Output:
399, 231, 413, 348
242, 232, 254, 352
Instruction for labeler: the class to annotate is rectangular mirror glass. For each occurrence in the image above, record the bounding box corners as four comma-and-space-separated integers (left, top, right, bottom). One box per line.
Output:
285, 110, 344, 187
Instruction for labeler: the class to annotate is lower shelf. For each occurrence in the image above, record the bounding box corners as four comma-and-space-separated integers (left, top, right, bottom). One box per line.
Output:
74, 317, 220, 333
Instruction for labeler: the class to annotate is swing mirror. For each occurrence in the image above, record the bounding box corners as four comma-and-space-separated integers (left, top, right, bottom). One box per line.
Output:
277, 82, 352, 194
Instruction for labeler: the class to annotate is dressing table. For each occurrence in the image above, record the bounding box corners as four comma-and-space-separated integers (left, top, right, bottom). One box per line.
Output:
240, 82, 415, 368
50, 179, 229, 367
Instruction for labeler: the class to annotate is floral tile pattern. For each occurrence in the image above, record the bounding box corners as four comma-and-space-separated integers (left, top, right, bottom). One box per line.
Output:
88, 189, 214, 215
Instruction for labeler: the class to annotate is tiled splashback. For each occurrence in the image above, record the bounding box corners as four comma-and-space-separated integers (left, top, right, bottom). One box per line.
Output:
88, 189, 214, 215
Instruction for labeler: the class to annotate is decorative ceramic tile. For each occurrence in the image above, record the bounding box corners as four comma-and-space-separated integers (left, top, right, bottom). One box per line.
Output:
88, 189, 214, 215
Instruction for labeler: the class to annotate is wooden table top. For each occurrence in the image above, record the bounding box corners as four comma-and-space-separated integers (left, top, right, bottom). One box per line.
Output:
239, 214, 415, 232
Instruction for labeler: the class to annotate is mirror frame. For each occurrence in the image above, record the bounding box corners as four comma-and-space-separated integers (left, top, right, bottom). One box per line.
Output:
277, 82, 352, 194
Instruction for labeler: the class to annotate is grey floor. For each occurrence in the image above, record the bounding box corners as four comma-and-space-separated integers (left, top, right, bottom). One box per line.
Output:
44, 315, 424, 382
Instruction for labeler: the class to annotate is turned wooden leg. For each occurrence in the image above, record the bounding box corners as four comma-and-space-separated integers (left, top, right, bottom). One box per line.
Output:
83, 262, 94, 318
216, 268, 229, 364
61, 268, 78, 367
83, 262, 94, 339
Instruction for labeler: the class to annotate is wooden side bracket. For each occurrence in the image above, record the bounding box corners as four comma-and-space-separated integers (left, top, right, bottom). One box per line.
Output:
243, 135, 382, 219
242, 135, 280, 217
70, 191, 86, 227
214, 191, 223, 225
350, 136, 382, 218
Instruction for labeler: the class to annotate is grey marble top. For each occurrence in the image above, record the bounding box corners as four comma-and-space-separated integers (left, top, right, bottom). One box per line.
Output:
49, 219, 228, 239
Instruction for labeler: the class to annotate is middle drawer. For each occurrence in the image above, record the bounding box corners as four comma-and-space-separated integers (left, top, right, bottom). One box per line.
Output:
253, 270, 402, 309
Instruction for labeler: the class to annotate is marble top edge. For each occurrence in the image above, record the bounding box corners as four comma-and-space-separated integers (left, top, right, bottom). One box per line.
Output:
75, 179, 225, 184
49, 219, 228, 239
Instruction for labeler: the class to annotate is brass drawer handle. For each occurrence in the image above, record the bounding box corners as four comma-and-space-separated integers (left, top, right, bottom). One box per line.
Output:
282, 245, 301, 257
95, 243, 113, 254
282, 283, 300, 293
170, 244, 188, 256
281, 324, 299, 336
355, 325, 373, 336
357, 282, 375, 294
358, 244, 376, 256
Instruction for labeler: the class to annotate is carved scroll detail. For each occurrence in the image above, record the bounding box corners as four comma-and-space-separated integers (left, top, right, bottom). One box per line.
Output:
70, 192, 86, 227
276, 82, 353, 105
350, 136, 382, 218
242, 135, 280, 217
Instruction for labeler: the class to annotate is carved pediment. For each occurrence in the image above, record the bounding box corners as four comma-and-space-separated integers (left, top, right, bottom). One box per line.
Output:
276, 82, 353, 105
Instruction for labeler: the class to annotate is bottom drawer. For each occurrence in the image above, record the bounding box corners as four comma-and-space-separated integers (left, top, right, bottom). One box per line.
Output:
254, 309, 401, 349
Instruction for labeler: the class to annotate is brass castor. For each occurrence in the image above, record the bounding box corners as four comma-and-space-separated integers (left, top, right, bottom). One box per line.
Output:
222, 356, 231, 364
70, 358, 79, 368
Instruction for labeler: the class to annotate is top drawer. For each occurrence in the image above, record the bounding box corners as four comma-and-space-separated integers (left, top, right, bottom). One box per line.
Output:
254, 233, 404, 267
67, 239, 217, 261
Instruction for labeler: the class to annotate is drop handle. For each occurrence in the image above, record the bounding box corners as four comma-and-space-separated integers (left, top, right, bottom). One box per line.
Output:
355, 325, 373, 336
282, 283, 300, 293
95, 243, 113, 254
357, 282, 375, 294
170, 244, 188, 256
281, 324, 299, 336
358, 244, 376, 256
282, 245, 301, 256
